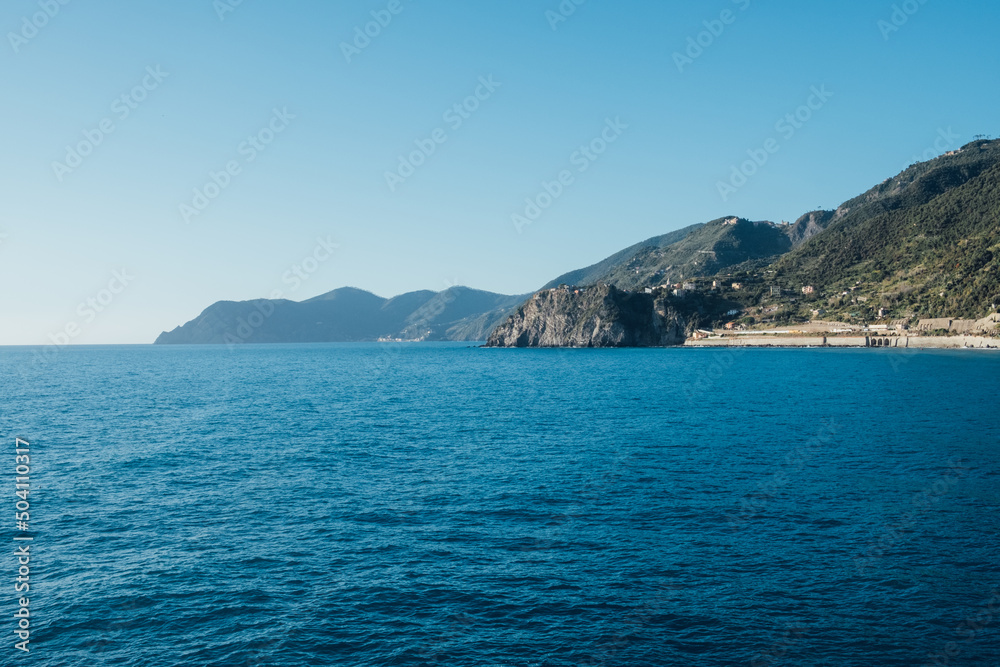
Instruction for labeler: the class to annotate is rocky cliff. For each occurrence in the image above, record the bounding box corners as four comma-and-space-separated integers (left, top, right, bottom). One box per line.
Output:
485, 284, 688, 348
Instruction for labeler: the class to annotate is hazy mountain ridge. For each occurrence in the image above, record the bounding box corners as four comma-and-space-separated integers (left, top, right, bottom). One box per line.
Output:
155, 286, 528, 344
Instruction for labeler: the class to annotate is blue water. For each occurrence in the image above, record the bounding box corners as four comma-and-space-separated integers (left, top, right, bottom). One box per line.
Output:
2, 344, 999, 666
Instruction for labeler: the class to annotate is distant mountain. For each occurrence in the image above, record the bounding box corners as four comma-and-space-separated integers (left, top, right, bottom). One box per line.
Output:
154, 286, 528, 345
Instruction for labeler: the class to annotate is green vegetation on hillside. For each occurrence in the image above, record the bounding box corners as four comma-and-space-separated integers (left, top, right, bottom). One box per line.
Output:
771, 141, 1000, 320
599, 217, 795, 290
547, 139, 1000, 327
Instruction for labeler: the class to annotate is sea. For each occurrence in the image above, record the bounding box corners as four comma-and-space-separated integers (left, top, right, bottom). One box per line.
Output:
1, 343, 999, 666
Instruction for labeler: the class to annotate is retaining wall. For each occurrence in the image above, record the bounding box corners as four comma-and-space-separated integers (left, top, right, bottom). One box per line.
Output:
684, 336, 1000, 349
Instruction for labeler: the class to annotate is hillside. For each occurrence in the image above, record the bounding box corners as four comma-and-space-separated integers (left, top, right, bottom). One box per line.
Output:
541, 214, 838, 293
542, 224, 703, 289
601, 218, 798, 289
769, 141, 1000, 320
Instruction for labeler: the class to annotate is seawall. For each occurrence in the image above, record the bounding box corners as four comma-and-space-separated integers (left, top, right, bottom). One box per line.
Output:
684, 336, 1000, 349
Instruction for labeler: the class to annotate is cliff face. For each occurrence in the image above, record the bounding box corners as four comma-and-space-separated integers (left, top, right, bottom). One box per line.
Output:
486, 284, 688, 348
786, 210, 836, 247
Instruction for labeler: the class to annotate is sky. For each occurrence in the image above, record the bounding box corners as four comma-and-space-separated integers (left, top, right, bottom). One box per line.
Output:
1, 0, 998, 344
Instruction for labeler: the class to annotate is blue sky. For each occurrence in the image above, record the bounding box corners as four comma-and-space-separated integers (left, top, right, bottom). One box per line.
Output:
1, 0, 997, 344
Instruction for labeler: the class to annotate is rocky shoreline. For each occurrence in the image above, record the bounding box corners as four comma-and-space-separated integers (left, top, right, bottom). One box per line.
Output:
485, 282, 1000, 350
485, 283, 688, 348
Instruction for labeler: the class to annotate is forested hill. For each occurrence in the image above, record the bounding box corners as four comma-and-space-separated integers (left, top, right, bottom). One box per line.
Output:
770, 140, 1000, 319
